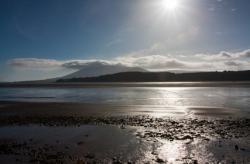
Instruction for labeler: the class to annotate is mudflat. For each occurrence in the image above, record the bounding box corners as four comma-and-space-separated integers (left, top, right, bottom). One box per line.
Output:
0, 101, 249, 163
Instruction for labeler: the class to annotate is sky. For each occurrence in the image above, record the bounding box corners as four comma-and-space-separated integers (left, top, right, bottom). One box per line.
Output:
0, 0, 250, 81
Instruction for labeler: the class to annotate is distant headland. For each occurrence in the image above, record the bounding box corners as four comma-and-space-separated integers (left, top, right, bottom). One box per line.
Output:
57, 70, 250, 82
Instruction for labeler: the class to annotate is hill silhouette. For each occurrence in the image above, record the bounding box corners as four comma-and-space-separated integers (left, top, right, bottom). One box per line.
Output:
57, 70, 250, 82
61, 62, 147, 79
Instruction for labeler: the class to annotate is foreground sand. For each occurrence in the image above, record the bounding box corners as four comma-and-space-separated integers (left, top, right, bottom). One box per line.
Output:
0, 101, 249, 163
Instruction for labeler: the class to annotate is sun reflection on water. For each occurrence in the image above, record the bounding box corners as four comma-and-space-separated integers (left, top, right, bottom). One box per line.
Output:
157, 139, 188, 163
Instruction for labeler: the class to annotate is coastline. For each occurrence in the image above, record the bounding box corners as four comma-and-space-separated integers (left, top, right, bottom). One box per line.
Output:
1, 81, 250, 88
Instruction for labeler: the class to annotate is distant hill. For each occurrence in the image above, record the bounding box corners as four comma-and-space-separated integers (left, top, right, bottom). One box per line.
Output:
5, 62, 147, 83
57, 70, 250, 82
61, 62, 147, 79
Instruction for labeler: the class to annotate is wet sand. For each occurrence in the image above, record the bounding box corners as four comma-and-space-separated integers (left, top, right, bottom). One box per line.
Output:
0, 101, 250, 163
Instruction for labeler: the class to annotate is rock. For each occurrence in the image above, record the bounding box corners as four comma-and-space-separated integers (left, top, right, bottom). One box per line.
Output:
178, 135, 193, 140
240, 148, 246, 151
112, 157, 122, 164
77, 141, 84, 145
151, 151, 158, 155
120, 125, 126, 129
46, 154, 58, 160
235, 145, 239, 151
193, 159, 198, 164
76, 159, 85, 164
113, 160, 122, 164
156, 157, 164, 163
203, 138, 210, 141
85, 153, 95, 159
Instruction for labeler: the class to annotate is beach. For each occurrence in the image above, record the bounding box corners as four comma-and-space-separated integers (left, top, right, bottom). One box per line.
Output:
2, 0, 250, 162
0, 100, 249, 163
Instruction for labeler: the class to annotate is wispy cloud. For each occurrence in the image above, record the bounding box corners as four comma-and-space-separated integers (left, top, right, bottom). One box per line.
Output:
195, 49, 250, 60
116, 54, 211, 71
61, 60, 118, 69
8, 58, 63, 68
8, 59, 121, 70
106, 38, 123, 47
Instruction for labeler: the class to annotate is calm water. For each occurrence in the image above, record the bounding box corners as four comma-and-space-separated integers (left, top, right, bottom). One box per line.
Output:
0, 86, 250, 112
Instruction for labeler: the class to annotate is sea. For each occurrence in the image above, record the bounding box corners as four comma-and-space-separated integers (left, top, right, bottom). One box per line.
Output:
0, 82, 250, 113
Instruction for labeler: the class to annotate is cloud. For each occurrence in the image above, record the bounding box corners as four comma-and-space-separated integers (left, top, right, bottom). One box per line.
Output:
195, 49, 250, 61
106, 38, 123, 47
220, 51, 232, 58
8, 58, 62, 68
116, 55, 210, 71
195, 51, 232, 60
8, 58, 117, 69
224, 61, 242, 67
61, 60, 118, 69
238, 49, 250, 58
231, 8, 237, 12
7, 49, 250, 72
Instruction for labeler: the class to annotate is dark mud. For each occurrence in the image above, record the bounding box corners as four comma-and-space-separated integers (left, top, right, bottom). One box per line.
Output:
0, 115, 249, 140
0, 114, 250, 163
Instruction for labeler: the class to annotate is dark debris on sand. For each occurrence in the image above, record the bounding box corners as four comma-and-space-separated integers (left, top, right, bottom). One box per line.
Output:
0, 115, 249, 141
0, 115, 249, 163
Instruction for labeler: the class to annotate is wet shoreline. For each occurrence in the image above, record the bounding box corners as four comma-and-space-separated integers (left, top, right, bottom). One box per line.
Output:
0, 101, 249, 163
1, 81, 250, 88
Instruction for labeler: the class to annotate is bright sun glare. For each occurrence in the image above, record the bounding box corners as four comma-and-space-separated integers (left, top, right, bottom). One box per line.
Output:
162, 0, 180, 11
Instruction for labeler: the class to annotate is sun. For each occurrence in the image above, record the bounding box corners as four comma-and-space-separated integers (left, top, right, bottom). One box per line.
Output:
161, 0, 180, 11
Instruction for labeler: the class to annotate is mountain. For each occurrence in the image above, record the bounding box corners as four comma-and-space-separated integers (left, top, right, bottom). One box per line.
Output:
5, 62, 147, 83
57, 70, 250, 82
61, 62, 147, 79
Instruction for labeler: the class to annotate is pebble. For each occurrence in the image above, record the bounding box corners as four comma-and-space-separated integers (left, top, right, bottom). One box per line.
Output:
77, 141, 84, 145
235, 145, 239, 151
85, 153, 95, 159
156, 157, 165, 163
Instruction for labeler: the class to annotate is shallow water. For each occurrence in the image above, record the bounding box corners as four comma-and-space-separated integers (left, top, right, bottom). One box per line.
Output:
0, 86, 250, 113
0, 84, 250, 163
0, 125, 249, 163
0, 125, 153, 163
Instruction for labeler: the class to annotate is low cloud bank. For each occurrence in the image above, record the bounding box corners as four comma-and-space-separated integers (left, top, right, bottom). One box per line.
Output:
8, 49, 250, 72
